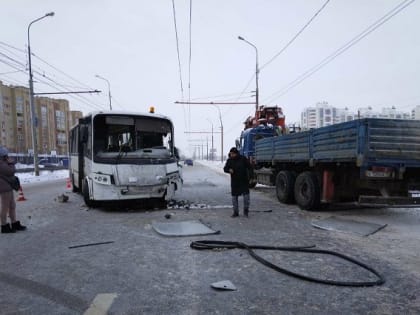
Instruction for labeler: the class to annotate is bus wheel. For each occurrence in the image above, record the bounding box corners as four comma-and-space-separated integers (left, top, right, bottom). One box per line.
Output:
294, 171, 320, 211
276, 171, 296, 204
71, 174, 79, 193
155, 198, 168, 209
82, 179, 96, 208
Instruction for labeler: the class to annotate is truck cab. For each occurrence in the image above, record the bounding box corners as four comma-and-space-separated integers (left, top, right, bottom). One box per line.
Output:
238, 125, 278, 160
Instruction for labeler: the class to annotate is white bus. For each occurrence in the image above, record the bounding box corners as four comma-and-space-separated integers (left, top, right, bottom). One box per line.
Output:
69, 110, 182, 207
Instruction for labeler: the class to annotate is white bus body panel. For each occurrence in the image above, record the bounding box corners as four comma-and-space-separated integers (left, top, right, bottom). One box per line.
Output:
85, 159, 182, 201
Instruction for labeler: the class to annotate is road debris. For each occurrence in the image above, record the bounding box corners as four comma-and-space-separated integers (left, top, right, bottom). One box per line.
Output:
250, 209, 273, 213
211, 280, 237, 291
68, 241, 114, 249
56, 193, 69, 203
311, 216, 387, 236
152, 220, 220, 237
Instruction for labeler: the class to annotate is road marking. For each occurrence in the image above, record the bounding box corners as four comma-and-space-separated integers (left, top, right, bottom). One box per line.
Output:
84, 293, 118, 315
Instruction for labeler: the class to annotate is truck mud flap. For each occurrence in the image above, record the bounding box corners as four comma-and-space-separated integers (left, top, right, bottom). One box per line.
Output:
358, 195, 420, 207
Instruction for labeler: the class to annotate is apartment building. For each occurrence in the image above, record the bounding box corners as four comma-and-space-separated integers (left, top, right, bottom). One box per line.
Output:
301, 102, 414, 130
300, 101, 335, 129
412, 106, 420, 120
0, 81, 83, 155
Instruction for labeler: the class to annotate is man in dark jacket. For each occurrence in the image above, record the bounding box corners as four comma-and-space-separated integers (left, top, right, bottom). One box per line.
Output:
223, 147, 252, 217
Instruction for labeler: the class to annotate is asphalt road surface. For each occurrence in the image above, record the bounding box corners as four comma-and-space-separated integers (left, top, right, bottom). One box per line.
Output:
1, 163, 419, 314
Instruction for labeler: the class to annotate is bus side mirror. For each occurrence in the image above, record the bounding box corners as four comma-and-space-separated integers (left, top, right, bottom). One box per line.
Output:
235, 139, 240, 150
174, 147, 180, 159
81, 126, 88, 143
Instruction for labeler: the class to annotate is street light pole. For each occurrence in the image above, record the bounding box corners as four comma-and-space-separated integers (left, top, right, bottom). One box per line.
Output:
95, 74, 112, 110
212, 105, 224, 163
238, 36, 259, 112
28, 12, 54, 176
206, 118, 214, 161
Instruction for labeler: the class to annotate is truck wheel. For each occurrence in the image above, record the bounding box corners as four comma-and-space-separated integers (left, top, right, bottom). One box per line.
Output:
294, 171, 321, 210
276, 171, 296, 203
248, 169, 257, 188
82, 179, 96, 208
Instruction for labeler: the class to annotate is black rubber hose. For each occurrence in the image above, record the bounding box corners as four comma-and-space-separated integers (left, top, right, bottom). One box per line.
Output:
190, 240, 385, 287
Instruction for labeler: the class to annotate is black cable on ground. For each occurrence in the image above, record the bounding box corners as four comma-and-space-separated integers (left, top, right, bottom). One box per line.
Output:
190, 240, 385, 287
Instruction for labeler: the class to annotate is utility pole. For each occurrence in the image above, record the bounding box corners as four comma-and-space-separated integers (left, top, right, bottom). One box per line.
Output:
206, 136, 208, 160
206, 118, 214, 161
177, 101, 229, 163
28, 12, 54, 176
95, 74, 112, 110
238, 36, 259, 112
214, 105, 224, 163
185, 131, 220, 161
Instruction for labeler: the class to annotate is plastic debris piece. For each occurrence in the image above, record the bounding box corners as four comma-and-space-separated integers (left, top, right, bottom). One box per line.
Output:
211, 280, 237, 291
152, 220, 220, 237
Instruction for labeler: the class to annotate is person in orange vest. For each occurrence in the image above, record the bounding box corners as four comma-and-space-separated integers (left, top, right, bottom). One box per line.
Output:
0, 146, 26, 233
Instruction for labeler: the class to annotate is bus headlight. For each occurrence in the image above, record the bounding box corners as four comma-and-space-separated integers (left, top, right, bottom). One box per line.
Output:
93, 173, 112, 185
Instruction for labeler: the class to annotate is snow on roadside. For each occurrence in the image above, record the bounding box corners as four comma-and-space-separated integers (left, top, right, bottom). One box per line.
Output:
17, 170, 69, 185
14, 160, 225, 186
195, 160, 227, 175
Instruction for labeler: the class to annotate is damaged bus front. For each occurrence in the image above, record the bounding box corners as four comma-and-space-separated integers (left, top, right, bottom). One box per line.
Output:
69, 111, 182, 207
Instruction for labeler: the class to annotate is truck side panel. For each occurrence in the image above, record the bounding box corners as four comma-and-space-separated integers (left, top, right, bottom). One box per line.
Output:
256, 131, 310, 162
256, 118, 420, 167
312, 120, 360, 161
366, 119, 420, 166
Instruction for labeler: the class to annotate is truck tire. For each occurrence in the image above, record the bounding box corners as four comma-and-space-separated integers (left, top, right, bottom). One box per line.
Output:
294, 171, 321, 211
276, 171, 296, 203
248, 169, 257, 188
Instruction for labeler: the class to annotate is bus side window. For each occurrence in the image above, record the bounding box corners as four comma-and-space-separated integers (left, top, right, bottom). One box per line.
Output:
81, 125, 89, 143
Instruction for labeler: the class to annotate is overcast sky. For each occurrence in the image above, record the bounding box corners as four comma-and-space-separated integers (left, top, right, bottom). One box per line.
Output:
1, 0, 419, 157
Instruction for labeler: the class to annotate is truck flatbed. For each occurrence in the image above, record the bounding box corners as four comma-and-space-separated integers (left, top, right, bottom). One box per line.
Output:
255, 118, 420, 168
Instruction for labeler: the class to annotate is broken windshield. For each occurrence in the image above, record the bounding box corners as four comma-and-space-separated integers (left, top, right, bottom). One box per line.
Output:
93, 114, 174, 161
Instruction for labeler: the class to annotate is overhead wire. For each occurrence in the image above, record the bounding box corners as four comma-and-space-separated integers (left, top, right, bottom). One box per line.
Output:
0, 58, 24, 73
0, 73, 27, 87
0, 51, 26, 69
0, 41, 26, 54
32, 52, 97, 91
0, 70, 24, 75
0, 41, 108, 112
190, 91, 253, 101
171, 0, 188, 131
260, 0, 331, 71
228, 0, 331, 132
30, 53, 105, 108
264, 0, 416, 104
32, 70, 105, 111
188, 0, 193, 130
30, 50, 123, 110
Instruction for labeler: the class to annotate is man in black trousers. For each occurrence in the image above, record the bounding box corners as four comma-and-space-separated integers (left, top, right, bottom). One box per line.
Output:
223, 147, 252, 217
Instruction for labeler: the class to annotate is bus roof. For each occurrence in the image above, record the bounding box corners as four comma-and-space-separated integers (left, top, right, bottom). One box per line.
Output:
87, 110, 172, 120
70, 110, 174, 130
